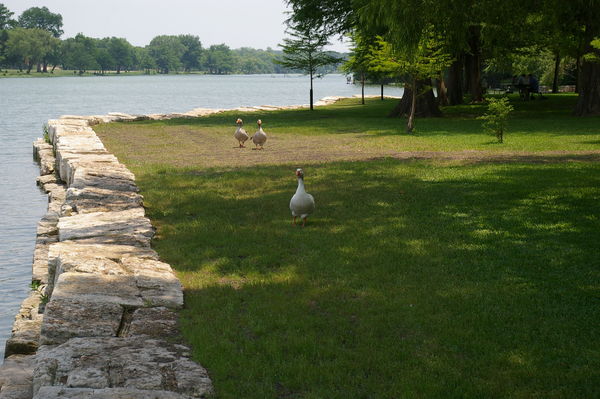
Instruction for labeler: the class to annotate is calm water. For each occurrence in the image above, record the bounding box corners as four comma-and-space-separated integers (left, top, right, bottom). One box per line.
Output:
0, 73, 403, 360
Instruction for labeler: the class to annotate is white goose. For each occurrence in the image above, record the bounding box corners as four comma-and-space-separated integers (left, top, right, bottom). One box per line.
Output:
234, 118, 249, 147
252, 119, 267, 150
290, 168, 315, 226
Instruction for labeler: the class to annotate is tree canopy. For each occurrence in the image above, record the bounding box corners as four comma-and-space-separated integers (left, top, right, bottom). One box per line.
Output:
286, 0, 600, 116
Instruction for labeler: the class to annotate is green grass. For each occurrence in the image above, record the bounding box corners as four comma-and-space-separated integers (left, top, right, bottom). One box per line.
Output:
95, 95, 600, 398
96, 95, 600, 169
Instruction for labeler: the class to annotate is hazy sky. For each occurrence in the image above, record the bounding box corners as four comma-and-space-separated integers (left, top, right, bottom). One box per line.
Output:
2, 0, 349, 52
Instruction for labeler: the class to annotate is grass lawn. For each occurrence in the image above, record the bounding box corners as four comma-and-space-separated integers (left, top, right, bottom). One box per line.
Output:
95, 95, 600, 398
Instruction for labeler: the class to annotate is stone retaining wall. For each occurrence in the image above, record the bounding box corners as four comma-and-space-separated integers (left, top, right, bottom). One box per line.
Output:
0, 95, 383, 398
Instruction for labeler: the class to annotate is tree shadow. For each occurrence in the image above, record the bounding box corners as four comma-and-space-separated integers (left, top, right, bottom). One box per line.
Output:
135, 159, 600, 398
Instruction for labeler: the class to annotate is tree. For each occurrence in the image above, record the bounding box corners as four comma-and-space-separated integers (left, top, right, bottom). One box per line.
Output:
18, 6, 63, 38
62, 34, 99, 74
108, 37, 133, 73
204, 44, 236, 74
0, 3, 15, 67
278, 23, 341, 110
134, 46, 155, 74
178, 34, 202, 72
344, 33, 375, 104
5, 28, 56, 73
368, 34, 452, 132
95, 47, 115, 74
0, 3, 15, 30
148, 35, 185, 74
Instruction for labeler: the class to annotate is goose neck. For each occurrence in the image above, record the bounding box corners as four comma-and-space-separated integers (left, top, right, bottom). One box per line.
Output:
295, 177, 305, 194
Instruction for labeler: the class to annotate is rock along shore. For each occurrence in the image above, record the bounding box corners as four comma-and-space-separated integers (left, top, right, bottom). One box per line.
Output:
0, 95, 380, 398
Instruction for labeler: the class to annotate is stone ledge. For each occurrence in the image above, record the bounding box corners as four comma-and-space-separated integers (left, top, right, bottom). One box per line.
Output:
0, 355, 34, 399
33, 337, 212, 398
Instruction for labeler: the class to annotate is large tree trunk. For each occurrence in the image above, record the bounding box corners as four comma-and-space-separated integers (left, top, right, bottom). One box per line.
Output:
552, 52, 560, 93
465, 25, 484, 103
446, 55, 464, 105
436, 73, 449, 106
388, 79, 442, 119
574, 47, 600, 116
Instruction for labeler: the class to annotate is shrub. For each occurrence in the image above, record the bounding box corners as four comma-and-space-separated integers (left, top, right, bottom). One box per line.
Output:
478, 97, 514, 143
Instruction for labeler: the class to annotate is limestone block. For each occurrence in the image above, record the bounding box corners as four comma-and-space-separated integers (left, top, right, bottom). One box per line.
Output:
47, 120, 93, 145
70, 164, 138, 193
33, 337, 212, 397
32, 243, 51, 284
65, 186, 143, 214
40, 298, 123, 345
48, 242, 158, 265
33, 138, 56, 175
122, 258, 183, 308
56, 153, 119, 186
0, 355, 34, 399
57, 208, 154, 247
33, 387, 194, 399
46, 241, 157, 295
50, 272, 143, 308
36, 174, 59, 188
107, 112, 150, 122
129, 307, 179, 338
4, 292, 42, 357
45, 183, 66, 205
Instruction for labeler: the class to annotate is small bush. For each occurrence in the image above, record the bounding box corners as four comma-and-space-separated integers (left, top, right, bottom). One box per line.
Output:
478, 97, 514, 143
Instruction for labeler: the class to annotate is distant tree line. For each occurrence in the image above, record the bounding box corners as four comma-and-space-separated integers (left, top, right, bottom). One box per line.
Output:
0, 4, 344, 75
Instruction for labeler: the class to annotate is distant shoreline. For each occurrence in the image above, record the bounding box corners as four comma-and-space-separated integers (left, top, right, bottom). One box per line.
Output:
0, 70, 344, 79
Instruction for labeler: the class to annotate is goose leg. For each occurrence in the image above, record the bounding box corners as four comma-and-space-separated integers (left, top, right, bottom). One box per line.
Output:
292, 216, 297, 225
302, 217, 307, 227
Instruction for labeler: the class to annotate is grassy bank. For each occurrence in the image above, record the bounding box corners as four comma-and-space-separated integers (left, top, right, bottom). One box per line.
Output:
96, 95, 600, 398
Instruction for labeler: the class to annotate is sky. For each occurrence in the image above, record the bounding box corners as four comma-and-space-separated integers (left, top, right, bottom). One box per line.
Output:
2, 0, 349, 52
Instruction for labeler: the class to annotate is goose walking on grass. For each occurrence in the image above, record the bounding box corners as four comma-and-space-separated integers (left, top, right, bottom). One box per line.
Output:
252, 119, 267, 150
290, 168, 315, 227
234, 118, 249, 147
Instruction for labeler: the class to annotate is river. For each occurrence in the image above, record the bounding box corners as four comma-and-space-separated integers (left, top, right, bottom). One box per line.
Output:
0, 73, 403, 360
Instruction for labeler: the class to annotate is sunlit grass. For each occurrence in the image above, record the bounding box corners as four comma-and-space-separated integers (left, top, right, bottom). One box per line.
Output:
96, 95, 600, 398
95, 94, 600, 171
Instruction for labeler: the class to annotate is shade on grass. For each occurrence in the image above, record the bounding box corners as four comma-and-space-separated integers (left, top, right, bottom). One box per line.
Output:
95, 94, 600, 398
130, 160, 599, 399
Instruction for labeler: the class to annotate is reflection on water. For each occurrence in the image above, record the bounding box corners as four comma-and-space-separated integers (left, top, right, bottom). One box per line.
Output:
0, 74, 403, 360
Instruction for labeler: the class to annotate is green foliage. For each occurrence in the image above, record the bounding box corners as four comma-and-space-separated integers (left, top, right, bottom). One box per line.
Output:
5, 27, 57, 72
478, 97, 514, 143
277, 23, 342, 78
0, 3, 15, 30
62, 33, 99, 73
583, 37, 600, 63
178, 34, 202, 72
17, 6, 63, 38
148, 35, 185, 74
204, 43, 235, 74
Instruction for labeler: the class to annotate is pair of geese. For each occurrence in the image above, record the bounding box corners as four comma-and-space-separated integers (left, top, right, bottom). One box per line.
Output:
234, 118, 315, 226
234, 118, 267, 149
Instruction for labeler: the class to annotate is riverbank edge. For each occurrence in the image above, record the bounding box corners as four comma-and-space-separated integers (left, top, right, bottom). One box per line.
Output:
0, 95, 366, 398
